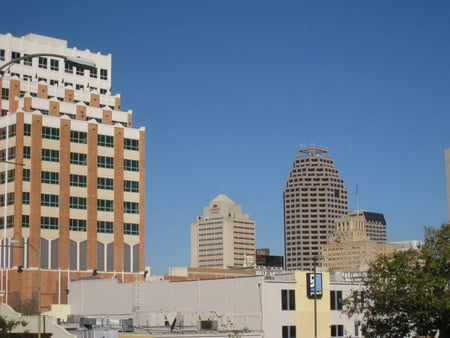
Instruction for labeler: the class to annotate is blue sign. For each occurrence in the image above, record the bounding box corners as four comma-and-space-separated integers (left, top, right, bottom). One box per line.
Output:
306, 273, 323, 299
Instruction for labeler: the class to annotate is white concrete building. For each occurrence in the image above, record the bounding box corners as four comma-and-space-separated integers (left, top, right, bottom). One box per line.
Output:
191, 194, 256, 268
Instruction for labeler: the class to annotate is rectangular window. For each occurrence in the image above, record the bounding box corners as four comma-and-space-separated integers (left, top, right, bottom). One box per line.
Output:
0, 127, 6, 140
90, 68, 97, 78
22, 215, 30, 228
41, 216, 58, 230
23, 146, 31, 159
41, 171, 59, 184
124, 180, 139, 193
98, 134, 114, 147
0, 150, 6, 162
124, 223, 139, 235
6, 192, 14, 205
41, 194, 59, 207
76, 67, 84, 75
6, 215, 14, 228
50, 79, 58, 86
0, 49, 4, 61
124, 138, 139, 151
70, 152, 87, 165
100, 68, 108, 80
50, 59, 59, 71
97, 199, 114, 212
281, 290, 296, 310
23, 75, 32, 81
98, 156, 114, 169
23, 54, 32, 66
124, 201, 139, 214
42, 126, 59, 140
11, 51, 20, 62
330, 290, 343, 310
70, 130, 87, 144
70, 219, 87, 232
70, 196, 87, 209
98, 177, 114, 190
282, 326, 296, 338
8, 124, 16, 137
7, 169, 14, 183
65, 62, 73, 74
7, 146, 15, 160
124, 159, 139, 172
23, 168, 30, 182
98, 221, 113, 233
0, 172, 5, 184
22, 192, 30, 205
2, 88, 9, 100
24, 124, 31, 136
42, 149, 59, 162
331, 325, 344, 337
70, 174, 87, 187
38, 57, 48, 69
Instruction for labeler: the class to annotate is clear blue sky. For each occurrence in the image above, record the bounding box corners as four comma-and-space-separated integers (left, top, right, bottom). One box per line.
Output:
2, 1, 449, 275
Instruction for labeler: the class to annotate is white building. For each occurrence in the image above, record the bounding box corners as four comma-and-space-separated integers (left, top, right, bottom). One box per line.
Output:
191, 194, 256, 268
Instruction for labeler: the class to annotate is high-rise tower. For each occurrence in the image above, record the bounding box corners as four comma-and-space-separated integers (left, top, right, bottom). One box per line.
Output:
283, 146, 348, 270
0, 33, 146, 312
191, 194, 256, 268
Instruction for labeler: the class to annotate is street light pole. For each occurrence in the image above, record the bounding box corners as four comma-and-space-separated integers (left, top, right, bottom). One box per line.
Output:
307, 255, 323, 338
11, 239, 41, 338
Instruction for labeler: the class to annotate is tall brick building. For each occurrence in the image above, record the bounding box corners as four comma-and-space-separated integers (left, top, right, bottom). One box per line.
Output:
0, 33, 146, 312
283, 146, 348, 270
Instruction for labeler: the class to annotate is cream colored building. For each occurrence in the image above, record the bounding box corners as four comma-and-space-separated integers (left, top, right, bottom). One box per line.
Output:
191, 194, 255, 268
322, 211, 396, 271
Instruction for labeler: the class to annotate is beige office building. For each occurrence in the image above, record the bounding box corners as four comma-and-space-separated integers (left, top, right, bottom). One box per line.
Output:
0, 33, 146, 312
191, 194, 255, 268
322, 211, 396, 271
284, 146, 348, 270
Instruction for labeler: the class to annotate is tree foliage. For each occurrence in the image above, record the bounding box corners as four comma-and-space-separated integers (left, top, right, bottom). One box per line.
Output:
0, 315, 28, 336
344, 223, 450, 338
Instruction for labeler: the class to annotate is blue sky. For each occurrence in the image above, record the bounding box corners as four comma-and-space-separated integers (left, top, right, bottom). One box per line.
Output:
2, 1, 449, 275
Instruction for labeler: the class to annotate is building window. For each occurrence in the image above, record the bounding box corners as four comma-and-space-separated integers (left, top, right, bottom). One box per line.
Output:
70, 174, 87, 187
42, 149, 59, 162
124, 223, 139, 235
70, 130, 87, 144
100, 69, 108, 80
98, 134, 114, 147
124, 138, 139, 151
6, 215, 14, 228
0, 127, 6, 140
65, 62, 73, 74
22, 192, 30, 205
7, 147, 15, 160
50, 79, 58, 86
11, 51, 20, 62
331, 325, 344, 337
76, 84, 84, 90
124, 180, 139, 193
8, 124, 16, 137
76, 67, 84, 75
23, 54, 32, 66
70, 152, 87, 165
98, 156, 114, 169
24, 124, 31, 136
22, 215, 30, 228
70, 196, 87, 209
6, 192, 14, 205
281, 289, 296, 310
282, 326, 296, 338
90, 68, 97, 78
98, 199, 113, 212
23, 146, 31, 159
124, 159, 139, 172
98, 177, 114, 190
124, 201, 139, 214
23, 169, 30, 182
70, 219, 87, 232
41, 216, 58, 230
41, 171, 59, 184
23, 75, 32, 81
38, 57, 48, 69
100, 88, 107, 95
330, 290, 343, 310
42, 126, 59, 140
50, 59, 59, 71
0, 49, 4, 61
41, 194, 59, 207
2, 88, 9, 100
98, 221, 113, 233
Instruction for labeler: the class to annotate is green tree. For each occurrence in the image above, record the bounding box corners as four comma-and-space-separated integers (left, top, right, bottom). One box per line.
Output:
0, 315, 27, 337
344, 223, 450, 338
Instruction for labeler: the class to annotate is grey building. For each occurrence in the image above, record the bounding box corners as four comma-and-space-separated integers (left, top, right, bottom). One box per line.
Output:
283, 146, 348, 270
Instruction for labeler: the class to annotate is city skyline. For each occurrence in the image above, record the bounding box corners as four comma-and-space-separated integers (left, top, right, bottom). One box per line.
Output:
1, 1, 449, 275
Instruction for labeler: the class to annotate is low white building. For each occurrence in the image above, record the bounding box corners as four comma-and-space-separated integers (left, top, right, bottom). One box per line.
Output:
68, 271, 364, 338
